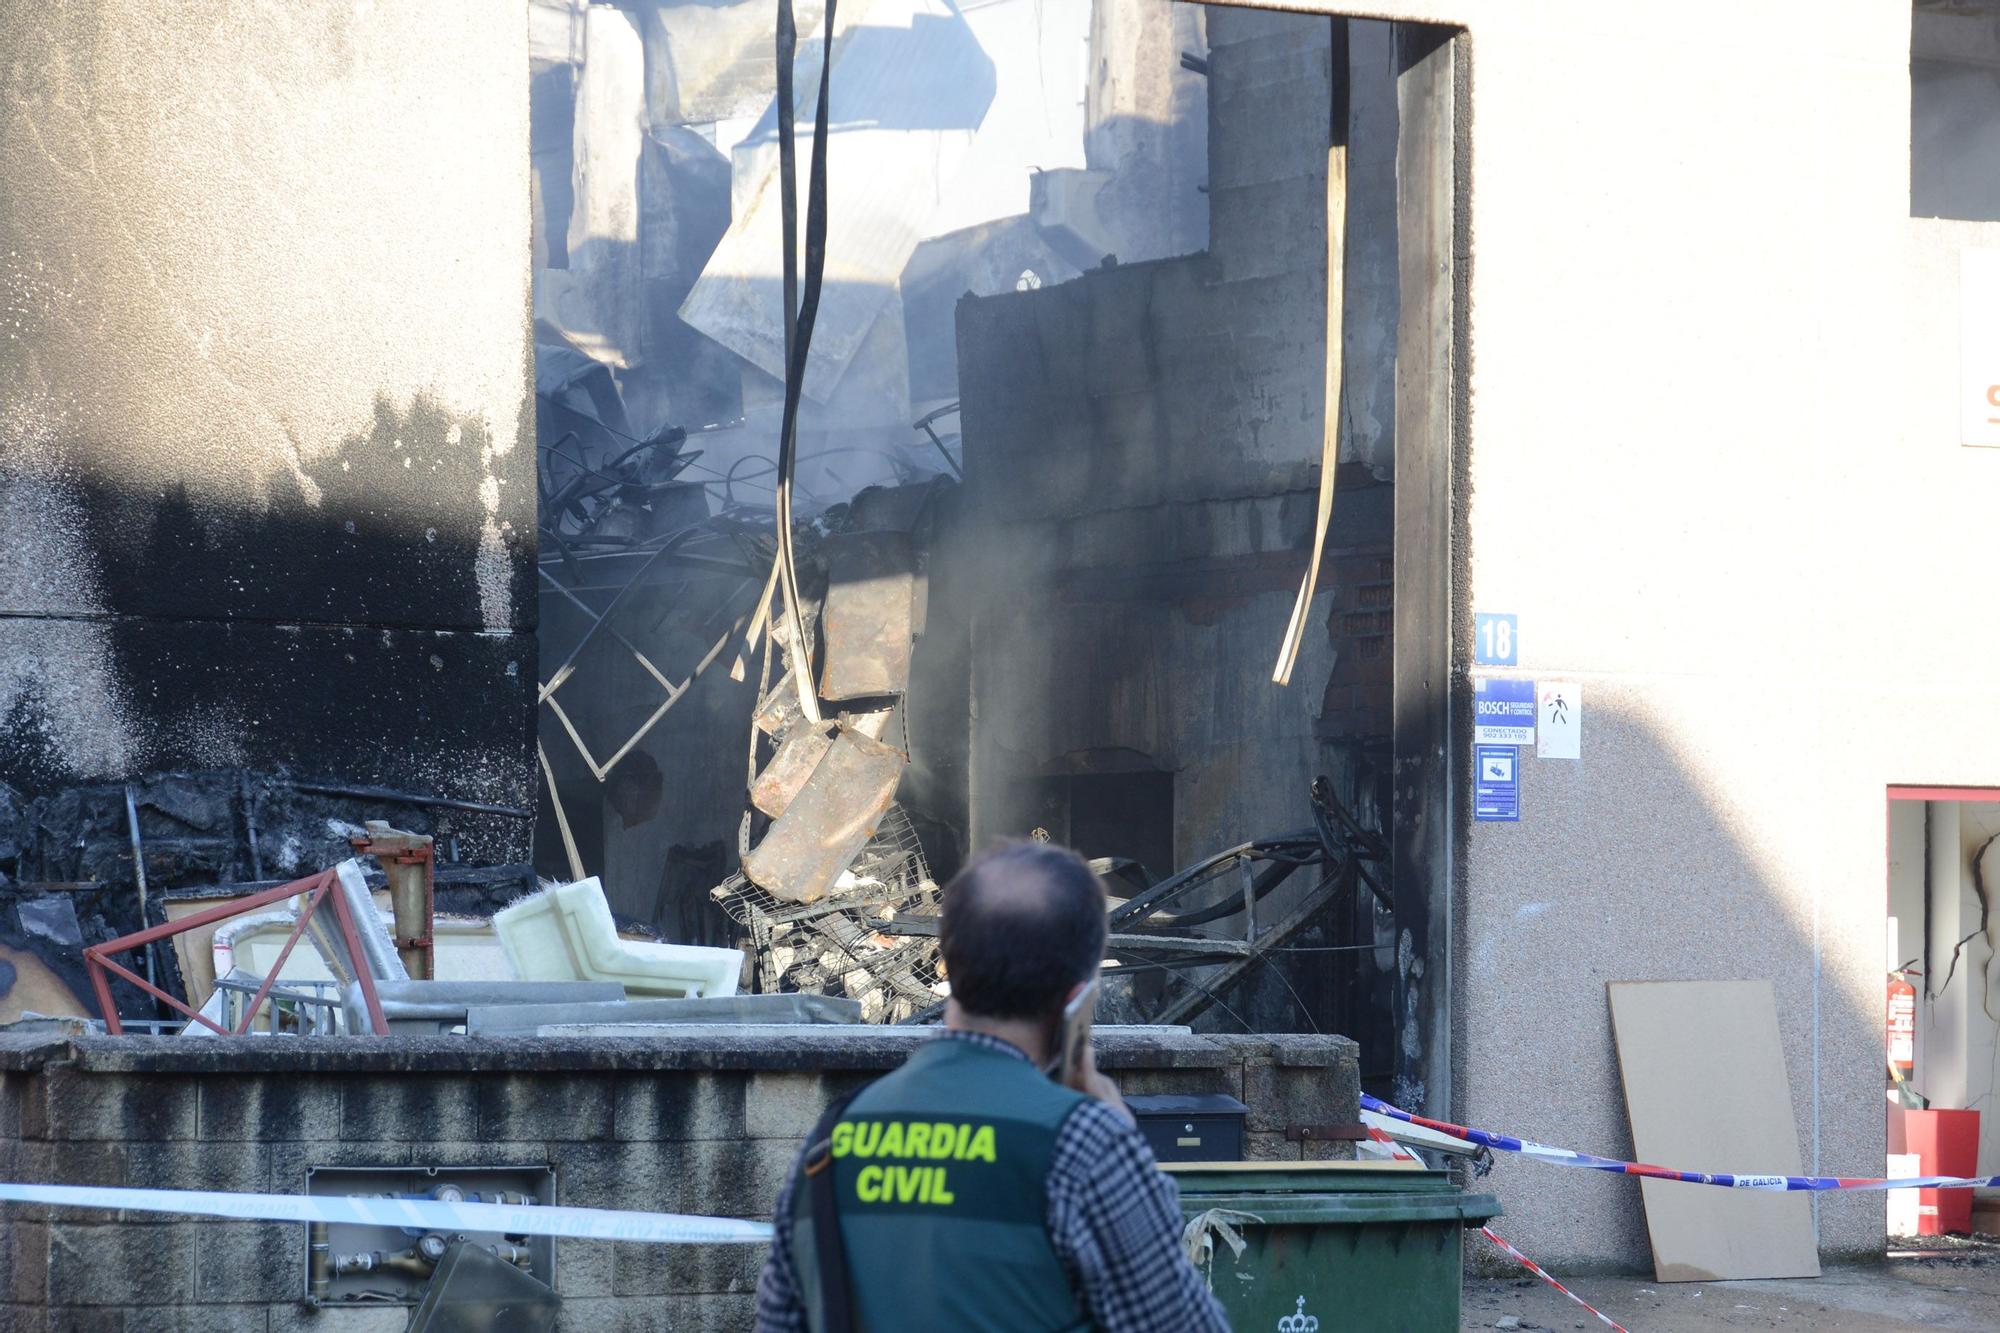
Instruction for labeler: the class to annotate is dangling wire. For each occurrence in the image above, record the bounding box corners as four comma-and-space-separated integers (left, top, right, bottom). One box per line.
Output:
772, 0, 839, 725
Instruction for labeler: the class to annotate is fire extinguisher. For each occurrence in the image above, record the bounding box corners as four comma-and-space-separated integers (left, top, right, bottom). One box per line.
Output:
1887, 970, 1917, 1084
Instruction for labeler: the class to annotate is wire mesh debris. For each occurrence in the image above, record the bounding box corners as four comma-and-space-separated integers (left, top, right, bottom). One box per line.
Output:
711, 806, 944, 1023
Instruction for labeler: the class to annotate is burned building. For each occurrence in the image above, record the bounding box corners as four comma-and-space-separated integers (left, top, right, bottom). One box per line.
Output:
529, 0, 1421, 1060
944, 13, 1403, 1041
0, 0, 1381, 1323
7, 0, 1998, 1311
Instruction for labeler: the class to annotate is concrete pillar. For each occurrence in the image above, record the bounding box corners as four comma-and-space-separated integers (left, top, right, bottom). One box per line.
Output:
1341, 20, 1399, 481
1083, 0, 1208, 261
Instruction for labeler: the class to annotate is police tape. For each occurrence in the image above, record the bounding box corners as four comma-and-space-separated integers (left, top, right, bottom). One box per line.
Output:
0, 1182, 774, 1244
1477, 1227, 1630, 1333
1362, 1093, 2000, 1192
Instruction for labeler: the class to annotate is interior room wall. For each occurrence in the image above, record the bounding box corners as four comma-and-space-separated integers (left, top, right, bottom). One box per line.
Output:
1950, 802, 2000, 1176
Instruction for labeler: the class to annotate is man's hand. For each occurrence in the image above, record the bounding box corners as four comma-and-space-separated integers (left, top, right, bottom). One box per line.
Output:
1064, 1043, 1135, 1126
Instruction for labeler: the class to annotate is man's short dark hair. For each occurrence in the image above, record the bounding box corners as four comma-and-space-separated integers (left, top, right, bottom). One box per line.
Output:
939, 841, 1107, 1020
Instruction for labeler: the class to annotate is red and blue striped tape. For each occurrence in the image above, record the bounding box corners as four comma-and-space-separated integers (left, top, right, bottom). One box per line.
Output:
1362, 1093, 1999, 1192
1478, 1225, 1631, 1333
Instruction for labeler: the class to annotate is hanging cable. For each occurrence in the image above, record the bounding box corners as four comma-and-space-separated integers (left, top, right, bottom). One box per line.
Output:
772, 0, 838, 725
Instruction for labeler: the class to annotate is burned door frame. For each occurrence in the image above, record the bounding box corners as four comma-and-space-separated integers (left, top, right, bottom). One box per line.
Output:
1388, 21, 1468, 1117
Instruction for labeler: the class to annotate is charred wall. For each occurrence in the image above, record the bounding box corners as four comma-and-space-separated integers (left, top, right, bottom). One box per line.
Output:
0, 2, 536, 855
949, 10, 1399, 1042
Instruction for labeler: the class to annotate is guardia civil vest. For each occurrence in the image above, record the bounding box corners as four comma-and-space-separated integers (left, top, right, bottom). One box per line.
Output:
792, 1036, 1094, 1333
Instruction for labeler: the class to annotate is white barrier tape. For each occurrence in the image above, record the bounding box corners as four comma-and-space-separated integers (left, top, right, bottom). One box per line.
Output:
0, 1182, 773, 1245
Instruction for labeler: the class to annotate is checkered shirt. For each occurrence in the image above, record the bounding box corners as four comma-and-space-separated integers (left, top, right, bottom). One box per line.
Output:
754, 1030, 1230, 1332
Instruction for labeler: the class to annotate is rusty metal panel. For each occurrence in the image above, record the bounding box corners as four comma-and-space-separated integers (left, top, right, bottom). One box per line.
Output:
751, 724, 837, 818
743, 728, 905, 903
820, 533, 917, 700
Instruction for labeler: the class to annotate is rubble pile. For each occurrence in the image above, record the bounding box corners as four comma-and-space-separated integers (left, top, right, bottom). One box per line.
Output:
535, 339, 955, 1021
0, 772, 534, 1027
704, 483, 948, 1023
713, 806, 944, 1023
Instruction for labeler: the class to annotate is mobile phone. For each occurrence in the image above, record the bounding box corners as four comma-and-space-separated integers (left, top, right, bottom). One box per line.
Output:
1046, 978, 1099, 1081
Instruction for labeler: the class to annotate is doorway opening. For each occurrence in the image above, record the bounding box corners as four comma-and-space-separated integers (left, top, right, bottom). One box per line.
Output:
1885, 786, 2000, 1238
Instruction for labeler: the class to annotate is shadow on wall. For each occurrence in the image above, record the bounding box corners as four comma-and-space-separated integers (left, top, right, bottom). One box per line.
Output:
1459, 696, 1882, 1271
0, 391, 536, 824
90, 393, 534, 629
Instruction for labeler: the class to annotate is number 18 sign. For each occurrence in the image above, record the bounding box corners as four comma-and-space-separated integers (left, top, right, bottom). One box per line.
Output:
1474, 613, 1517, 666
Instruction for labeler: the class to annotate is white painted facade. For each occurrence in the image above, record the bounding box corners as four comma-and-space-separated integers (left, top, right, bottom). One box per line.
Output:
1238, 0, 1997, 1267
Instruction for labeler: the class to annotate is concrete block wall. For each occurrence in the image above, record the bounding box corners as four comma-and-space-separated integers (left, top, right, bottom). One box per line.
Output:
958, 7, 1347, 518
1317, 546, 1397, 740
1206, 9, 1334, 288
0, 1029, 1358, 1330
958, 255, 1324, 517
954, 4, 1394, 872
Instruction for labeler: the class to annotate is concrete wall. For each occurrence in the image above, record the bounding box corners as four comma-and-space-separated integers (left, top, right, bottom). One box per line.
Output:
0, 1028, 1359, 1329
0, 0, 536, 841
955, 8, 1397, 873
1447, 5, 2000, 1266
948, 4, 1401, 1042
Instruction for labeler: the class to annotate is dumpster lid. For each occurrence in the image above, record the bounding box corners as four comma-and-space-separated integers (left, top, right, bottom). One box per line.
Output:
1167, 1161, 1447, 1194
1174, 1188, 1503, 1226
1167, 1163, 1503, 1226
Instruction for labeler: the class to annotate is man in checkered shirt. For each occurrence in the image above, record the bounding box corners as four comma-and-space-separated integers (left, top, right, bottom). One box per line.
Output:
755, 841, 1231, 1332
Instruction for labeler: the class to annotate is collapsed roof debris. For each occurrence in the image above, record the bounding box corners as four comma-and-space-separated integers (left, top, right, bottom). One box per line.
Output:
0, 770, 535, 1026
519, 0, 1395, 1044
533, 305, 1397, 1031
877, 780, 1389, 1028
711, 474, 946, 1023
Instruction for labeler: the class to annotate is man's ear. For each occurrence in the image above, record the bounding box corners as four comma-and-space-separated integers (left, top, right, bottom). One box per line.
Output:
1062, 980, 1090, 1007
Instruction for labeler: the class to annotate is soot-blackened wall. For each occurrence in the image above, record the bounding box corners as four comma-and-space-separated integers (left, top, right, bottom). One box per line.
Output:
0, 0, 535, 851
947, 10, 1399, 1039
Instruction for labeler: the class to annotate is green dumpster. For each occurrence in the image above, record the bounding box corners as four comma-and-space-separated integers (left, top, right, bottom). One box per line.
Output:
1167, 1162, 1500, 1332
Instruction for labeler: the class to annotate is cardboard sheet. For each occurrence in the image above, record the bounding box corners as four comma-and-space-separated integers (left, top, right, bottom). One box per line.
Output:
1607, 979, 1821, 1282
